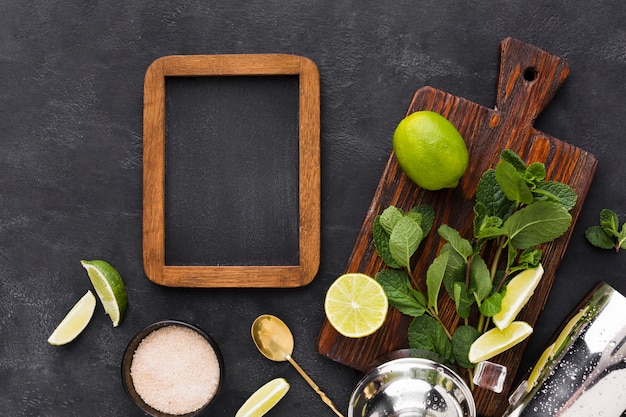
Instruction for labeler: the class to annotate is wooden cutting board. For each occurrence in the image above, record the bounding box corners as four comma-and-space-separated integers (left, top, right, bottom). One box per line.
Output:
317, 38, 598, 417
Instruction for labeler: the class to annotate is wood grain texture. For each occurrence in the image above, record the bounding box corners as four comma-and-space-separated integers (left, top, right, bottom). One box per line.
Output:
142, 54, 320, 287
316, 38, 598, 416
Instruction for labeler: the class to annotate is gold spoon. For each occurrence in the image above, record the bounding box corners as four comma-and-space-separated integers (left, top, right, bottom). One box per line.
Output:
251, 314, 345, 417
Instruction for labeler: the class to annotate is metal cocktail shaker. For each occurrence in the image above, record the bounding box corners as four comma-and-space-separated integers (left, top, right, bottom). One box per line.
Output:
502, 282, 626, 417
348, 355, 476, 417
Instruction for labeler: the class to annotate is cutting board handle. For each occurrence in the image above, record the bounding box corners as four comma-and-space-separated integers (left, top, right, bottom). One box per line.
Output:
495, 37, 570, 125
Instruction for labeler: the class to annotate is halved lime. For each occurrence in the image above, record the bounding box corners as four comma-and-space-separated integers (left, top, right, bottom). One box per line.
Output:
468, 321, 533, 364
324, 273, 389, 338
235, 378, 290, 417
81, 259, 127, 327
493, 264, 544, 330
48, 290, 96, 345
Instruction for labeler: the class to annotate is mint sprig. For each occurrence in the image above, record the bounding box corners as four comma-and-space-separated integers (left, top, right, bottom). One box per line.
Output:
373, 205, 434, 274
585, 209, 626, 252
373, 150, 577, 373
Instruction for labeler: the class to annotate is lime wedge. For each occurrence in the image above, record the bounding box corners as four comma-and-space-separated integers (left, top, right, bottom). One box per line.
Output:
48, 290, 96, 345
235, 378, 290, 417
468, 321, 533, 364
80, 259, 127, 327
324, 273, 388, 338
493, 264, 544, 330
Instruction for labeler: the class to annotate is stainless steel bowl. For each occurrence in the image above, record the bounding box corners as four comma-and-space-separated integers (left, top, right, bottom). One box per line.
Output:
348, 357, 476, 417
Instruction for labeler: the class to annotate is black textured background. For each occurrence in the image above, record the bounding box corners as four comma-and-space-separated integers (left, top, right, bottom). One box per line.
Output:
2, 1, 626, 416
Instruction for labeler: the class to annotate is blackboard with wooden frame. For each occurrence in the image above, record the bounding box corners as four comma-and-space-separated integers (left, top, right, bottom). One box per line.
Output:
143, 54, 320, 288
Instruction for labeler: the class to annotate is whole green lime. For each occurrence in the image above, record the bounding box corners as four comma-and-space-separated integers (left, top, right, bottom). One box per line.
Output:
392, 111, 469, 190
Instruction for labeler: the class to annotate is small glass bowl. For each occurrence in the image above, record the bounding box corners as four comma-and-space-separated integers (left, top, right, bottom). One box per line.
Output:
121, 320, 224, 417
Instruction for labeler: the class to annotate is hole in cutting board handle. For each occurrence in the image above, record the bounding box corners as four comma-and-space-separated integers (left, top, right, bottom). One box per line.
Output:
523, 66, 538, 82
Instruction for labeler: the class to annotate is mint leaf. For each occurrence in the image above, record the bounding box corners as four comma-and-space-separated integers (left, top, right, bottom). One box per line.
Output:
478, 292, 503, 317
426, 251, 449, 314
376, 269, 426, 317
474, 210, 504, 239
389, 216, 423, 269
533, 181, 577, 211
477, 227, 506, 240
452, 325, 480, 369
379, 206, 404, 235
482, 214, 503, 229
515, 247, 542, 270
409, 205, 435, 236
503, 201, 572, 249
441, 243, 467, 297
473, 201, 488, 237
496, 160, 534, 205
585, 209, 626, 252
438, 224, 473, 260
453, 281, 472, 319
600, 209, 620, 237
525, 162, 546, 182
506, 241, 519, 270
619, 224, 626, 250
405, 211, 423, 227
585, 226, 614, 249
476, 169, 515, 220
408, 315, 453, 363
469, 255, 492, 303
500, 149, 527, 173
372, 217, 400, 268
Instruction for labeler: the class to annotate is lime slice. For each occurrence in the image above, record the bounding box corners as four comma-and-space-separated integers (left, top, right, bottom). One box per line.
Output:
524, 306, 589, 392
48, 290, 96, 345
493, 264, 544, 330
235, 378, 290, 417
324, 273, 389, 338
526, 342, 555, 392
551, 307, 588, 357
80, 259, 127, 327
468, 321, 533, 363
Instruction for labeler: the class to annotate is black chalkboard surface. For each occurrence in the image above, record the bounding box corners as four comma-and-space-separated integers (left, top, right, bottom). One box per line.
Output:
142, 54, 320, 288
164, 75, 300, 267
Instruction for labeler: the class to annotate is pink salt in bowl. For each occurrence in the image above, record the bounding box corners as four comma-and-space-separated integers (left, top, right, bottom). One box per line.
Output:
122, 320, 224, 417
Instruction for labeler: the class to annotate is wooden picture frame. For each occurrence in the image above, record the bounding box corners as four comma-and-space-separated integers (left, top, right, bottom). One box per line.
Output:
143, 54, 320, 287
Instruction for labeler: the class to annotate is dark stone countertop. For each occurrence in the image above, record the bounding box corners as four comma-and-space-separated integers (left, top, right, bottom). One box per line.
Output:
2, 1, 626, 416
